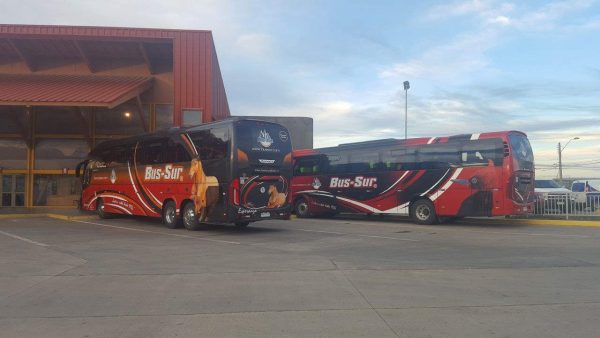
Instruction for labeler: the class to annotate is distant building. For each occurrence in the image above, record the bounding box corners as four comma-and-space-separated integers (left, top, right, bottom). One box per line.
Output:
0, 24, 230, 208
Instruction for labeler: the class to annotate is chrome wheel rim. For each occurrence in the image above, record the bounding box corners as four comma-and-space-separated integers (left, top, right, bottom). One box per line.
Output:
297, 202, 308, 215
415, 204, 430, 221
184, 207, 195, 225
165, 208, 175, 224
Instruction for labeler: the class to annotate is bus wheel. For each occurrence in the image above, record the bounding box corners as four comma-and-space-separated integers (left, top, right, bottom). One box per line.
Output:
162, 201, 180, 229
97, 199, 114, 219
235, 221, 250, 228
411, 199, 438, 225
182, 203, 202, 231
295, 198, 311, 218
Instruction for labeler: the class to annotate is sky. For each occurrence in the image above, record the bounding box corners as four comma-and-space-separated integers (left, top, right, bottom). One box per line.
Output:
1, 0, 599, 179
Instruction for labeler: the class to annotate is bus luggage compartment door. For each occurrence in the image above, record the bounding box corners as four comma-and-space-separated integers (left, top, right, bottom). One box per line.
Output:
241, 176, 287, 209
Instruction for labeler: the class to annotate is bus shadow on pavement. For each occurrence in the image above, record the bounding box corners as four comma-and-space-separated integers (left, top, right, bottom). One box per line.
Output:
317, 213, 531, 229
115, 215, 286, 235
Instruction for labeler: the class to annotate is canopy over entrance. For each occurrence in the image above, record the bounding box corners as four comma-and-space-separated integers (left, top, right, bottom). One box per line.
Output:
0, 74, 153, 108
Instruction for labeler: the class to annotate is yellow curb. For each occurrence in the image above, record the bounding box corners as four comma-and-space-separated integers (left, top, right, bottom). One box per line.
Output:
47, 213, 97, 221
463, 218, 600, 227
0, 213, 47, 220
46, 213, 71, 221
67, 215, 98, 221
0, 213, 96, 221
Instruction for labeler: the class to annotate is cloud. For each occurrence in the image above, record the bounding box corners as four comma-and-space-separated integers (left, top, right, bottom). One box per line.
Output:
510, 0, 596, 30
488, 15, 511, 26
379, 29, 497, 80
426, 0, 496, 20
425, 0, 597, 31
234, 33, 273, 59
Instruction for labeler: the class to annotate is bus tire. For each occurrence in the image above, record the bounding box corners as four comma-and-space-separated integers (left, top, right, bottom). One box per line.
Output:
182, 202, 202, 231
162, 201, 180, 229
294, 198, 311, 218
97, 199, 114, 219
235, 221, 250, 227
411, 199, 438, 225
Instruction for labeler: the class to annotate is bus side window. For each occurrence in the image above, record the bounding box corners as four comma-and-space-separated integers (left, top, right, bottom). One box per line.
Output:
139, 140, 165, 165
293, 157, 322, 176
461, 139, 503, 166
348, 151, 380, 173
163, 140, 191, 163
325, 152, 349, 174
190, 128, 229, 161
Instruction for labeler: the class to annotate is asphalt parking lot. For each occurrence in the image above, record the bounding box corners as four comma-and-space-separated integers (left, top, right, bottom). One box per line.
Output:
1, 215, 600, 338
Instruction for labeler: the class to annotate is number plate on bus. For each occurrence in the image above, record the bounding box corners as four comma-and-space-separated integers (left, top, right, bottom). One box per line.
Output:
261, 212, 271, 218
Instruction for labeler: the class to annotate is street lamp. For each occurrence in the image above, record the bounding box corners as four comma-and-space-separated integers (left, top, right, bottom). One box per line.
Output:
403, 81, 410, 140
558, 137, 580, 185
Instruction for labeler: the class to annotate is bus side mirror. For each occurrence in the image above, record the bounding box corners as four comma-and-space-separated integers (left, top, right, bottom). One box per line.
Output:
75, 162, 82, 177
75, 160, 88, 178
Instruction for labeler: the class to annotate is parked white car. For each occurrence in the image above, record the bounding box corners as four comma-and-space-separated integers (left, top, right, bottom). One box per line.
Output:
534, 180, 570, 194
571, 180, 600, 212
534, 180, 583, 213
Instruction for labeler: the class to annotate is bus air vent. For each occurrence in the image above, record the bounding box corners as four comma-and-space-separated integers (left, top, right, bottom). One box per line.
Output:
503, 141, 510, 157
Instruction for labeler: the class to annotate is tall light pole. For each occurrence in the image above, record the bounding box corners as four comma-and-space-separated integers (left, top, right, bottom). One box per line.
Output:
403, 81, 410, 140
558, 137, 580, 185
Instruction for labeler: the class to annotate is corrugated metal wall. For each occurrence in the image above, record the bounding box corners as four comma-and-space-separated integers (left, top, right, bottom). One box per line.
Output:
0, 25, 231, 125
210, 35, 230, 121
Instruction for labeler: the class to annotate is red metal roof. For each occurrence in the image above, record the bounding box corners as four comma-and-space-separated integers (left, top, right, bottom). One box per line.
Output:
0, 74, 153, 108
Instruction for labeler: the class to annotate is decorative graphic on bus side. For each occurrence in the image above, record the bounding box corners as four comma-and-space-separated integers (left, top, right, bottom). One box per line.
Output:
329, 176, 378, 189
144, 165, 185, 181
312, 177, 322, 190
258, 129, 273, 148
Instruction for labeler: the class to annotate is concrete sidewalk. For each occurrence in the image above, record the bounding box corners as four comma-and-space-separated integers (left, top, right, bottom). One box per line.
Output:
0, 208, 95, 221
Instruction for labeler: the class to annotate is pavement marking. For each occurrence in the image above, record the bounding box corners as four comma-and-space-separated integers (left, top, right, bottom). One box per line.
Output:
292, 214, 600, 228
355, 234, 419, 242
294, 219, 591, 239
292, 228, 348, 235
462, 218, 600, 227
74, 220, 241, 245
0, 230, 49, 247
291, 228, 419, 242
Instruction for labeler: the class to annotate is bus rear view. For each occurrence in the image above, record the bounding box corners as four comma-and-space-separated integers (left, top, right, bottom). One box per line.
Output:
231, 120, 293, 224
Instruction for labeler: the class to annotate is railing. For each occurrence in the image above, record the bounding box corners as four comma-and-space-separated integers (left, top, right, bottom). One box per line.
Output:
533, 192, 600, 219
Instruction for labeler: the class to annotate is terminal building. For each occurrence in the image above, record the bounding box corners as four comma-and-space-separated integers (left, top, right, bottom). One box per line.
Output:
0, 25, 230, 208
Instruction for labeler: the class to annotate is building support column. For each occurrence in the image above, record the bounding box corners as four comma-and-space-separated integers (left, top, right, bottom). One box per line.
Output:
26, 106, 35, 208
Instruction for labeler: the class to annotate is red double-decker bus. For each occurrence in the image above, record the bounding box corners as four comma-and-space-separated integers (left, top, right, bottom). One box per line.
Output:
291, 131, 534, 224
76, 119, 292, 230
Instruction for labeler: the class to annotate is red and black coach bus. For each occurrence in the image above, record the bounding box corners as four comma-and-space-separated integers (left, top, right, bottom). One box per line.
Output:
291, 131, 534, 224
76, 119, 292, 230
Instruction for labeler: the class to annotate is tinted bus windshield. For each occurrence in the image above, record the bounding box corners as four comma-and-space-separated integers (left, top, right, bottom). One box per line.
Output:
508, 133, 534, 171
235, 120, 292, 169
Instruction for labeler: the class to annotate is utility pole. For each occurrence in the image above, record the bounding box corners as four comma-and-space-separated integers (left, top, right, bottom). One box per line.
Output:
558, 137, 580, 186
558, 142, 563, 185
403, 81, 410, 140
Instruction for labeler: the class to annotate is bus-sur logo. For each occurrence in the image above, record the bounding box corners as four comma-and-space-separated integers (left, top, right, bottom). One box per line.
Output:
329, 176, 377, 189
144, 164, 184, 181
257, 129, 273, 148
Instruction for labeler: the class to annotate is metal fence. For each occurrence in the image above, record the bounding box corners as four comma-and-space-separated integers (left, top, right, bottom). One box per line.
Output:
533, 193, 600, 219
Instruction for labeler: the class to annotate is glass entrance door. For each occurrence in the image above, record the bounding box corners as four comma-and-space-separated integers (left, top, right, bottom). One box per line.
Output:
1, 174, 26, 207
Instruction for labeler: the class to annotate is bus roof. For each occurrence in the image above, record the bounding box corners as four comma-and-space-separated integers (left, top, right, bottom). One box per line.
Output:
293, 130, 527, 155
90, 117, 285, 153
